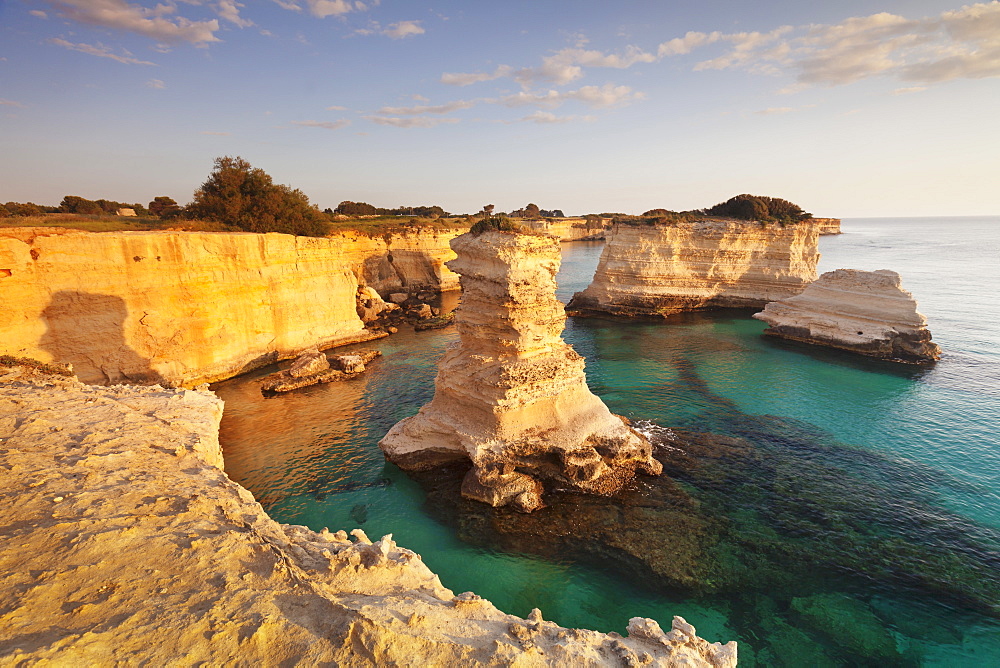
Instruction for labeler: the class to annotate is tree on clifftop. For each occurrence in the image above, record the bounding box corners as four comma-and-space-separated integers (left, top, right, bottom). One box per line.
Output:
706, 194, 812, 225
187, 156, 328, 236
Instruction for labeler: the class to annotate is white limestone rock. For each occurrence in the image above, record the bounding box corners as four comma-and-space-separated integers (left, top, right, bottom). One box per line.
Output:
753, 268, 940, 363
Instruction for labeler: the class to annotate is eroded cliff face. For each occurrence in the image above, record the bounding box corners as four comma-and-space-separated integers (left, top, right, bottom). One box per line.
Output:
522, 217, 610, 241
0, 228, 459, 388
379, 230, 662, 512
0, 363, 736, 667
753, 268, 940, 363
812, 218, 842, 235
567, 219, 819, 317
340, 228, 462, 295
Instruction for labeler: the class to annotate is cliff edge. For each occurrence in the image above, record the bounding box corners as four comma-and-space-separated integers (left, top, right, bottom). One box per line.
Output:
0, 362, 735, 666
379, 230, 661, 512
567, 219, 819, 317
753, 268, 940, 363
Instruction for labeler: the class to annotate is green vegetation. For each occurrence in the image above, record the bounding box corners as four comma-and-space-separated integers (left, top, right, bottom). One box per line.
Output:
706, 194, 812, 225
187, 156, 329, 237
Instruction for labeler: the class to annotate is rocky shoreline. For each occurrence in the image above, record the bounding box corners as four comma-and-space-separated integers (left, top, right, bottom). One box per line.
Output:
0, 361, 736, 666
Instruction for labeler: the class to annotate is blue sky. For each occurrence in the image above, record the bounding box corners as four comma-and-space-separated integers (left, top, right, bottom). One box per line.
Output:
1, 0, 998, 216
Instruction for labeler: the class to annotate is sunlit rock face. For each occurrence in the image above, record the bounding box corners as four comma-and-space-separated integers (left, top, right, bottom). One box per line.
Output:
567, 219, 819, 317
0, 228, 376, 387
753, 268, 941, 363
0, 362, 736, 667
379, 230, 661, 512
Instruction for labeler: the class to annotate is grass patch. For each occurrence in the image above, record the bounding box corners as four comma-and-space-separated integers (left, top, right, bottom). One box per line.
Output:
0, 213, 228, 233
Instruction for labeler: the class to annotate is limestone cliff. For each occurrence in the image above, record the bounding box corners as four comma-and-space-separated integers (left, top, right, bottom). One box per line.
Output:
0, 363, 736, 667
813, 218, 842, 235
0, 228, 458, 388
567, 219, 819, 317
522, 217, 610, 241
379, 230, 662, 511
753, 269, 941, 363
339, 227, 462, 294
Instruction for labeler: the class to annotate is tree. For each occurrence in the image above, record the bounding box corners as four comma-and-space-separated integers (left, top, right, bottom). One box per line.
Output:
524, 203, 541, 219
59, 195, 102, 215
706, 194, 811, 225
148, 196, 181, 218
187, 156, 328, 236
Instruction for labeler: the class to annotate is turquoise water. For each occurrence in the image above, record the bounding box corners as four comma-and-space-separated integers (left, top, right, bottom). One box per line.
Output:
214, 218, 1000, 666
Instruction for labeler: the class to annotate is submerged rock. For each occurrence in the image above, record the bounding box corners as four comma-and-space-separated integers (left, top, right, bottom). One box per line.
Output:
753, 269, 940, 363
379, 229, 661, 511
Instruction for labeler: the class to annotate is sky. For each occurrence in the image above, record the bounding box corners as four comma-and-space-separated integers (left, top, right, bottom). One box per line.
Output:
1, 0, 998, 217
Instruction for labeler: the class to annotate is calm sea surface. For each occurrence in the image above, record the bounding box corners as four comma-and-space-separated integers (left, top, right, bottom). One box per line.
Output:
215, 217, 1000, 666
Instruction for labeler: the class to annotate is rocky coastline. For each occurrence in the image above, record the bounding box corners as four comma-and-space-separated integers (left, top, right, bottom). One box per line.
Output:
753, 268, 941, 363
0, 227, 459, 389
0, 361, 736, 666
567, 219, 819, 318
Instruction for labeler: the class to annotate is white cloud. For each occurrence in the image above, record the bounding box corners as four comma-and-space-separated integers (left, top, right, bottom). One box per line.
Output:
293, 119, 351, 130
271, 0, 300, 11
383, 20, 423, 39
30, 9, 48, 19
892, 86, 928, 94
514, 45, 655, 86
48, 38, 157, 65
657, 31, 721, 57
658, 3, 1000, 88
45, 0, 220, 44
500, 83, 642, 109
376, 100, 474, 115
216, 0, 253, 28
145, 78, 165, 88
364, 116, 460, 128
441, 65, 513, 86
325, 105, 347, 110
514, 111, 594, 124
305, 0, 356, 18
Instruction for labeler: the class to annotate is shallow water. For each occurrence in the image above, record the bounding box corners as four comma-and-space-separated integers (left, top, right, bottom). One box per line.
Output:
215, 219, 1000, 666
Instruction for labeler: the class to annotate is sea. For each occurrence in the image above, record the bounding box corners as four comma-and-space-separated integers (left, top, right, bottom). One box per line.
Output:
214, 217, 1000, 666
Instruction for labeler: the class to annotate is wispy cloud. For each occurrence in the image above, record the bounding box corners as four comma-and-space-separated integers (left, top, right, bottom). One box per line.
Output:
500, 84, 643, 109
30, 9, 48, 19
325, 105, 348, 111
216, 0, 253, 28
44, 0, 220, 44
383, 20, 423, 39
513, 111, 595, 124
754, 106, 794, 115
275, 0, 370, 18
658, 3, 1000, 88
292, 119, 351, 130
0, 99, 25, 107
364, 116, 460, 128
145, 78, 165, 89
441, 65, 513, 87
48, 38, 157, 65
376, 100, 474, 115
892, 86, 928, 95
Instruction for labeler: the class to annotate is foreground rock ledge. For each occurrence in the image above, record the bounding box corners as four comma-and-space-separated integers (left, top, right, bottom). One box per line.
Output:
0, 365, 736, 666
567, 219, 819, 317
753, 268, 941, 363
379, 230, 662, 512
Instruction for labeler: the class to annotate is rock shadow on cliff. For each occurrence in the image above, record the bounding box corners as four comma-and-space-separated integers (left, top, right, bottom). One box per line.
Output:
40, 291, 164, 386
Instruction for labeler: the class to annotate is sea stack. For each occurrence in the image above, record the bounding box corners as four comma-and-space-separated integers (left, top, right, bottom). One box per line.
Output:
753, 269, 941, 363
567, 218, 819, 317
379, 228, 661, 512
